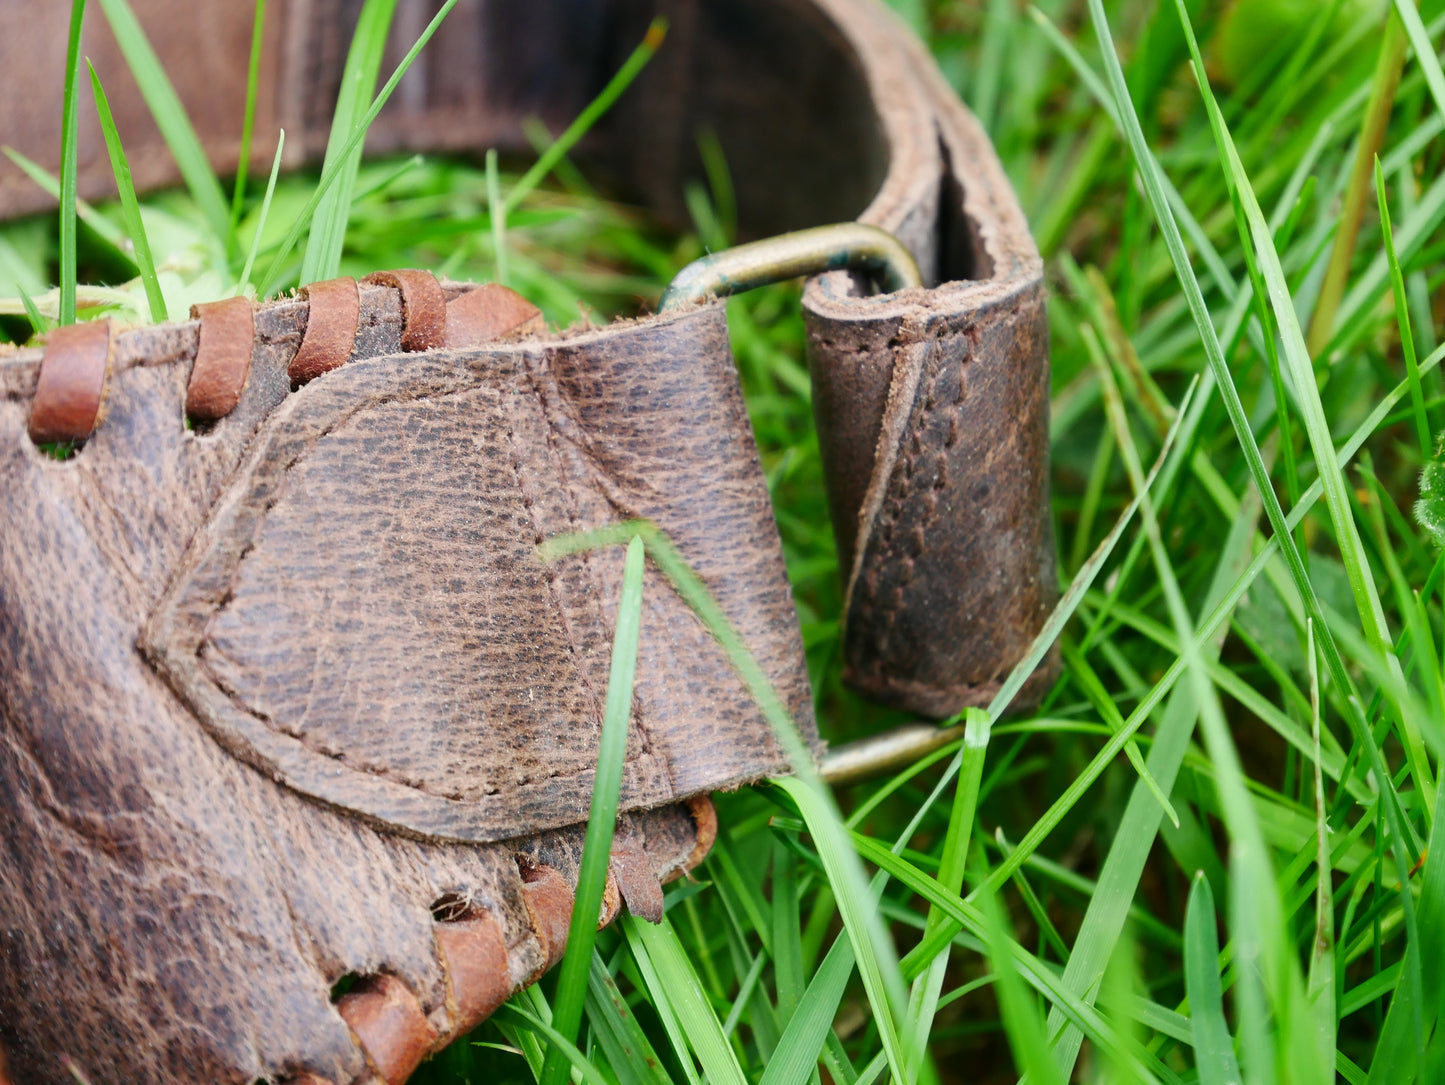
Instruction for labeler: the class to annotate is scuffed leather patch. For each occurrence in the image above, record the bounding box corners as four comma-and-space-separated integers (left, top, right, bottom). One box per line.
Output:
143, 349, 673, 843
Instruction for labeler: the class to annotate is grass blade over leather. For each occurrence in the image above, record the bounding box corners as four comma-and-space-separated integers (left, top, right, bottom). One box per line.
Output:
537, 535, 646, 1085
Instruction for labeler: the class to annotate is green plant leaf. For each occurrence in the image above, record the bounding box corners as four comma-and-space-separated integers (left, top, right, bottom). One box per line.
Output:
298, 0, 397, 284
58, 0, 86, 325
93, 0, 232, 250
87, 62, 166, 322
1184, 875, 1242, 1085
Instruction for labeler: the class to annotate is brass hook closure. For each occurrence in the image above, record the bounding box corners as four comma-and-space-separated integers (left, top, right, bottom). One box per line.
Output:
659, 223, 922, 311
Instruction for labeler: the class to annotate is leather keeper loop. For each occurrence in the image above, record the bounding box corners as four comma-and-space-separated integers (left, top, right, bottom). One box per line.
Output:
361, 269, 446, 352
289, 277, 360, 383
335, 974, 436, 1085
28, 320, 113, 445
186, 296, 255, 421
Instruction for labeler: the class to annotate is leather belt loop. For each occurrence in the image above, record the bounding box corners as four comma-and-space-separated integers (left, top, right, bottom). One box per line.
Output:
289, 277, 361, 383
361, 270, 446, 352
28, 319, 114, 445
187, 296, 256, 421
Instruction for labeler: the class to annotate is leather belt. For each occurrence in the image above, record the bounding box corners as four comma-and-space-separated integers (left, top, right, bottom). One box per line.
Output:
0, 1, 1055, 1082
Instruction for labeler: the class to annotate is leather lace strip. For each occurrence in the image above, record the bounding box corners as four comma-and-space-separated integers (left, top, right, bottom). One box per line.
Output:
28, 320, 113, 444
445, 283, 544, 347
335, 973, 437, 1085
362, 270, 447, 352
290, 276, 361, 383
186, 296, 256, 421
434, 911, 512, 1033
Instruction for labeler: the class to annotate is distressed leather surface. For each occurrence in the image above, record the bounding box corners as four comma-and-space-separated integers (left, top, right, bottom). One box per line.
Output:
0, 0, 1055, 1081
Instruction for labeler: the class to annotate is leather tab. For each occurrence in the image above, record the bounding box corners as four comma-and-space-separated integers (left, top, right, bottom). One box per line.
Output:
609, 836, 665, 923
445, 284, 544, 347
336, 974, 437, 1085
362, 270, 447, 352
290, 277, 360, 382
435, 912, 512, 1033
28, 320, 112, 444
187, 296, 255, 420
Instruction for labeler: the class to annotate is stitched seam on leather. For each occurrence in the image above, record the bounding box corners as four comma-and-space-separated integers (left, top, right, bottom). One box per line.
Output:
858, 324, 949, 665
851, 292, 1032, 687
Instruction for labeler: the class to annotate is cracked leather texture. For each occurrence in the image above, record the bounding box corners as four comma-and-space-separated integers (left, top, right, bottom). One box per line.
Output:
0, 0, 1055, 1080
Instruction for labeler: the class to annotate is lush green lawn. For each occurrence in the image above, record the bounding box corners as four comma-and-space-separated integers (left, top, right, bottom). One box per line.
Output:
6, 0, 1445, 1082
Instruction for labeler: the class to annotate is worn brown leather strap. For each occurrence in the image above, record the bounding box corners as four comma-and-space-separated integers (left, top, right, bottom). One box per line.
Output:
0, 2, 1054, 1082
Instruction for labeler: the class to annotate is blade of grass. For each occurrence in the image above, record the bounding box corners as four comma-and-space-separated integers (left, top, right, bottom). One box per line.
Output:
87, 62, 166, 322
1375, 155, 1430, 459
256, 0, 458, 296
493, 1004, 613, 1085
16, 283, 45, 338
976, 859, 1065, 1085
1365, 766, 1445, 1082
1185, 874, 1243, 1085
1, 148, 130, 255
93, 0, 231, 249
904, 707, 990, 1084
1392, 0, 1445, 125
756, 934, 855, 1085
228, 0, 267, 244
775, 777, 912, 1085
624, 916, 748, 1085
487, 148, 509, 286
236, 131, 285, 294
1306, 5, 1407, 356
299, 0, 397, 284
58, 0, 86, 325
1306, 619, 1339, 1077
538, 534, 646, 1085
584, 950, 672, 1085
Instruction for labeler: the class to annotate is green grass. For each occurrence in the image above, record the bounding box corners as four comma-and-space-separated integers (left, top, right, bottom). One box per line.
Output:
6, 0, 1445, 1081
